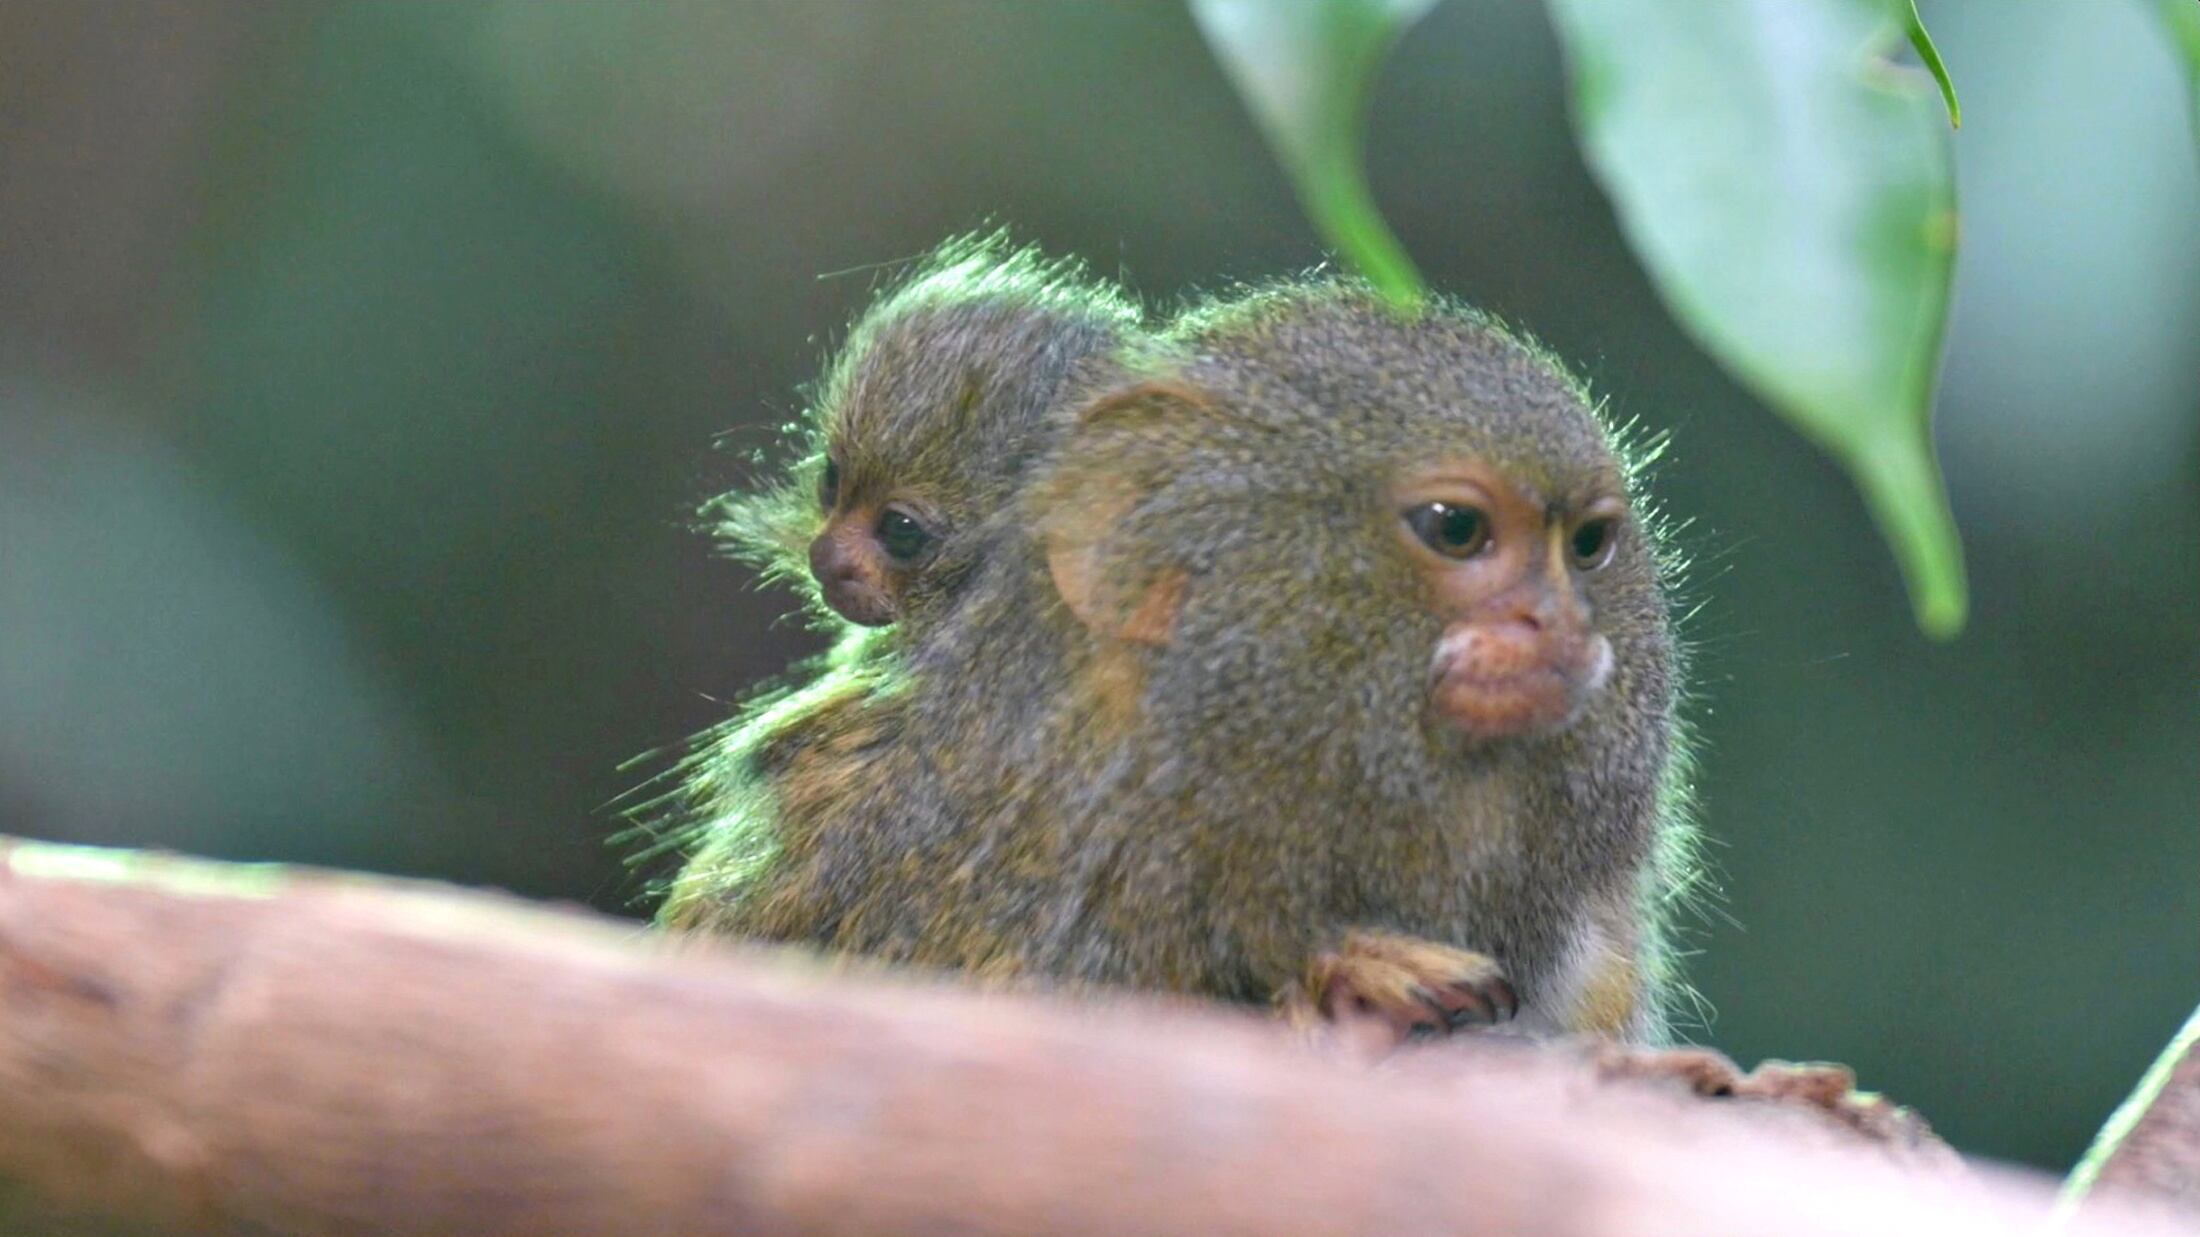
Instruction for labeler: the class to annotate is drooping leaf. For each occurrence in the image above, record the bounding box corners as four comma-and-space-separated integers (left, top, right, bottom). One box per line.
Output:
2155, 0, 2200, 141
1550, 0, 1967, 637
1191, 0, 1438, 306
1905, 1, 1961, 128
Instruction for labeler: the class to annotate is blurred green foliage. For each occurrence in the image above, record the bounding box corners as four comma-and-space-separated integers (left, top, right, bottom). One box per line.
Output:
0, 0, 2192, 1174
2159, 0, 2200, 138
1205, 0, 1970, 636
1191, 0, 1437, 305
1549, 0, 1966, 636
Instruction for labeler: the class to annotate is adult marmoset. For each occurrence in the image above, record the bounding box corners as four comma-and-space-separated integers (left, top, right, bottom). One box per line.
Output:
665, 282, 1697, 1044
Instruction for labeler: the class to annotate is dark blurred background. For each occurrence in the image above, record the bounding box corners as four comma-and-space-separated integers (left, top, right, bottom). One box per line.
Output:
2, 0, 2192, 1171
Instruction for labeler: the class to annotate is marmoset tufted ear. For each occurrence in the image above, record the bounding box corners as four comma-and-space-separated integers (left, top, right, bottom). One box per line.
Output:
1035, 380, 1220, 647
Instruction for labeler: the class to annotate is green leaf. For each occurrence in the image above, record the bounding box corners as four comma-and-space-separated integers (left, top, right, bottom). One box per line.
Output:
1191, 0, 1437, 307
2155, 0, 2200, 140
1550, 0, 1967, 638
1905, 1, 1961, 128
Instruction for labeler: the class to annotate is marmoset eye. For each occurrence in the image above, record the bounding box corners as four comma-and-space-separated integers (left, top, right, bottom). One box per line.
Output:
1570, 517, 1618, 570
1403, 502, 1491, 559
878, 508, 934, 562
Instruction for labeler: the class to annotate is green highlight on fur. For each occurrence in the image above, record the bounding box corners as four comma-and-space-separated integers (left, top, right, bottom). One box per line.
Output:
1601, 405, 1716, 1041
614, 627, 893, 910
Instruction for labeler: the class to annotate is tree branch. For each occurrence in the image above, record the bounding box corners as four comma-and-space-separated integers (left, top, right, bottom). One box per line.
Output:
0, 837, 2182, 1237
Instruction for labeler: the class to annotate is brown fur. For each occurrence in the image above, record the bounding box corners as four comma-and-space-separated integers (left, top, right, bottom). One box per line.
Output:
664, 281, 1699, 1047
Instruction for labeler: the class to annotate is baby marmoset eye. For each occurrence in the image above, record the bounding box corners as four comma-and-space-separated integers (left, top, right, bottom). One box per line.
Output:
816, 458, 842, 512
876, 507, 936, 563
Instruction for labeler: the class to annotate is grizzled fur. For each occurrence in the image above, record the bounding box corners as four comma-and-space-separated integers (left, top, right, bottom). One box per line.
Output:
712, 232, 1147, 634
634, 236, 1148, 896
665, 283, 1695, 1041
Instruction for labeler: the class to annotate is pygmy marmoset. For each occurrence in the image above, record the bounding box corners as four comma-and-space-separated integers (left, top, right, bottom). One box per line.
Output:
664, 281, 1697, 1044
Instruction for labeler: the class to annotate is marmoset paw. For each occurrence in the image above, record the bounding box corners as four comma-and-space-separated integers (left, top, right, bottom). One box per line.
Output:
1302, 930, 1516, 1056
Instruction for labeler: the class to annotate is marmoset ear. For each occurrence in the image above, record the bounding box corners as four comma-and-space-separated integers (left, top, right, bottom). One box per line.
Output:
1038, 381, 1214, 647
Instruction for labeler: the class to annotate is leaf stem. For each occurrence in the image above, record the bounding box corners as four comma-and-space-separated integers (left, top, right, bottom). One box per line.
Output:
1292, 146, 1427, 308
1905, 0, 1962, 128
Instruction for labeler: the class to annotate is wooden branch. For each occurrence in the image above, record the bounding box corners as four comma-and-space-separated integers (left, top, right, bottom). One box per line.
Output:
0, 837, 2183, 1237
2063, 1002, 2200, 1216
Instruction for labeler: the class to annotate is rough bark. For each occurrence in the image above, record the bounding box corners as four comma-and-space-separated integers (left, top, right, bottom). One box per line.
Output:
0, 837, 2183, 1237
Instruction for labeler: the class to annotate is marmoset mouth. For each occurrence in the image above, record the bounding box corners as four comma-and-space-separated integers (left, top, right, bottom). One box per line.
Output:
822, 580, 897, 627
1428, 633, 1612, 740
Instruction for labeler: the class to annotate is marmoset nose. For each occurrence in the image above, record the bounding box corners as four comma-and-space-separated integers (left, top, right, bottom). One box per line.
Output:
809, 531, 897, 627
809, 534, 857, 584
1452, 617, 1544, 679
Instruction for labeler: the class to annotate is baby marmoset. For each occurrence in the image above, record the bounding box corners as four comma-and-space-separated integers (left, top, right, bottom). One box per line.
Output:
665, 281, 1697, 1043
639, 235, 1149, 907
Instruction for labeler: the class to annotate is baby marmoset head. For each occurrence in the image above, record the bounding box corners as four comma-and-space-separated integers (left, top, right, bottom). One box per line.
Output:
712, 233, 1145, 633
